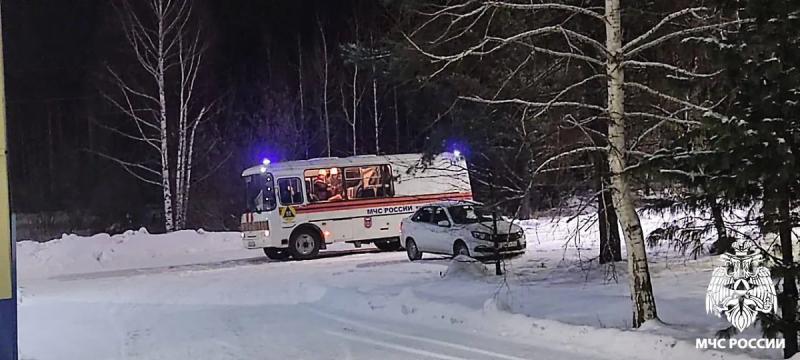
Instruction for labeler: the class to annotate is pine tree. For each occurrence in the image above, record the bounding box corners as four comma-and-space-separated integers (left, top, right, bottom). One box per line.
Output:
702, 0, 800, 357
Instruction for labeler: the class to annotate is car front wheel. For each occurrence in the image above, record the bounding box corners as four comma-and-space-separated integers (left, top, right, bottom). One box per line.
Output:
453, 240, 470, 258
405, 238, 422, 261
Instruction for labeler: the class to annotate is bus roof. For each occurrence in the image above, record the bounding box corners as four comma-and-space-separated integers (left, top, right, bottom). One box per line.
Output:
241, 153, 442, 177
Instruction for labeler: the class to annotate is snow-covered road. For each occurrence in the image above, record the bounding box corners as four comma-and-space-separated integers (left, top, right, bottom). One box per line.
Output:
16, 217, 772, 360
20, 249, 629, 360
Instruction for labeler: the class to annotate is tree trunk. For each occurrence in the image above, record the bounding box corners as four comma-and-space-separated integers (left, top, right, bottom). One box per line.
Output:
318, 18, 330, 157
777, 189, 798, 358
157, 7, 174, 233
181, 120, 199, 229
352, 65, 358, 155
518, 159, 534, 220
605, 0, 657, 327
598, 155, 621, 264
372, 49, 380, 155
709, 197, 731, 255
394, 87, 400, 153
373, 74, 379, 154
298, 35, 307, 159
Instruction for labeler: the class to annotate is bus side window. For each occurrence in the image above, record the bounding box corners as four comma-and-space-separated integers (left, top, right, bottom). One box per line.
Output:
277, 178, 304, 205
379, 165, 394, 197
304, 168, 344, 203
344, 164, 394, 199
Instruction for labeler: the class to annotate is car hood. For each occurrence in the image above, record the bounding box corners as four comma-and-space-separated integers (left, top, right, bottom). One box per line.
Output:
458, 220, 523, 234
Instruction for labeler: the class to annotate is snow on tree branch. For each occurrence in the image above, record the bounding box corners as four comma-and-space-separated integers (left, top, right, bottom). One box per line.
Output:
622, 7, 709, 52
459, 95, 606, 112
483, 1, 605, 21
624, 60, 722, 79
624, 82, 713, 113
625, 18, 753, 59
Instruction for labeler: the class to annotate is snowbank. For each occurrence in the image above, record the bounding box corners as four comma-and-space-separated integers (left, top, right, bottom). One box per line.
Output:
316, 287, 756, 360
440, 255, 491, 279
17, 229, 253, 279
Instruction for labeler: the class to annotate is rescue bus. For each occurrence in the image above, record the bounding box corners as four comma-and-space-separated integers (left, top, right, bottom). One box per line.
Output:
240, 152, 472, 260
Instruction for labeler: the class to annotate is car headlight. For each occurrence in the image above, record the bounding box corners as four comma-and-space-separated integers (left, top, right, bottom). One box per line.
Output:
471, 231, 490, 240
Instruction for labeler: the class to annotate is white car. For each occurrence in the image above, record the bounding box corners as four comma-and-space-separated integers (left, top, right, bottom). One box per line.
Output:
400, 201, 526, 260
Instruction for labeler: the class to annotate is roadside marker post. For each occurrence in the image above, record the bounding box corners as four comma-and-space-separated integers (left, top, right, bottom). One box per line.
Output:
0, 6, 19, 359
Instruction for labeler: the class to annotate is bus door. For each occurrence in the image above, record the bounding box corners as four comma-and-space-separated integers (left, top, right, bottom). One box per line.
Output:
276, 177, 304, 229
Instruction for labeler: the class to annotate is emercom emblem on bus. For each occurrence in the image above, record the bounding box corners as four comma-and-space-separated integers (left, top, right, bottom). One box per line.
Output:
279, 206, 297, 222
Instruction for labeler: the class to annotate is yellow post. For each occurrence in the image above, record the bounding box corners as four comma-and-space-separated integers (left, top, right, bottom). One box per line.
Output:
0, 4, 18, 359
0, 3, 11, 301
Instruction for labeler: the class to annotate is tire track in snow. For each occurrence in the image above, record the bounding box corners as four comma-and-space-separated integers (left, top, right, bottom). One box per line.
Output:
312, 309, 532, 360
324, 330, 470, 360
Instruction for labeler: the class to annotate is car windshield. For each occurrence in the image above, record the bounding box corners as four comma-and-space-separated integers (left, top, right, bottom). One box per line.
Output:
448, 204, 492, 224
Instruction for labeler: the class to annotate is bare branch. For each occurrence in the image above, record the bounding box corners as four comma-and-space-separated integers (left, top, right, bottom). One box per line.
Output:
93, 121, 162, 150
428, 5, 489, 45
533, 146, 606, 175
89, 150, 162, 187
622, 7, 709, 51
624, 60, 722, 78
460, 95, 606, 112
625, 111, 701, 126
514, 40, 604, 65
484, 1, 605, 21
532, 74, 606, 118
626, 18, 753, 58
406, 24, 607, 78
106, 67, 160, 103
624, 82, 711, 113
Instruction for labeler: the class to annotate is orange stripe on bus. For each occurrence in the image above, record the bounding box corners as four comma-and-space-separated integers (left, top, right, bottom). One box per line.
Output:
294, 192, 473, 214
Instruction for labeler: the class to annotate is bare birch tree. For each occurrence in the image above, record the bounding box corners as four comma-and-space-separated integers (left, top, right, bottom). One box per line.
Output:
371, 32, 381, 154
318, 15, 332, 157
373, 63, 380, 154
297, 34, 309, 159
101, 0, 212, 232
340, 65, 362, 156
409, 0, 746, 327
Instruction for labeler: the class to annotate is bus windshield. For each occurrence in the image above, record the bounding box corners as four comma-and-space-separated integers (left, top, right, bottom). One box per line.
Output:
244, 173, 277, 212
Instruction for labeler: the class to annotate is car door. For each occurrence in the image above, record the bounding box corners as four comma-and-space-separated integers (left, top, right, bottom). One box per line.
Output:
429, 206, 454, 254
408, 207, 436, 252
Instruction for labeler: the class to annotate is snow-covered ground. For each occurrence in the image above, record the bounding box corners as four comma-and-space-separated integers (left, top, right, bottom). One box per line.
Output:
17, 212, 780, 359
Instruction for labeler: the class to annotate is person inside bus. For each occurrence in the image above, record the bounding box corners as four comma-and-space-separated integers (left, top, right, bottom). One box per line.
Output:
327, 171, 344, 201
312, 173, 330, 201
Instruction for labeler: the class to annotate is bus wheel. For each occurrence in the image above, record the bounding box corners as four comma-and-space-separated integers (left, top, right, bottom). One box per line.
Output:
263, 247, 290, 260
289, 230, 321, 260
405, 238, 422, 261
374, 239, 401, 251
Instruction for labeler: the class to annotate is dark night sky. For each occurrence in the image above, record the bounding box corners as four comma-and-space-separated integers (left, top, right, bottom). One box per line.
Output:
0, 0, 370, 214
2, 0, 359, 109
